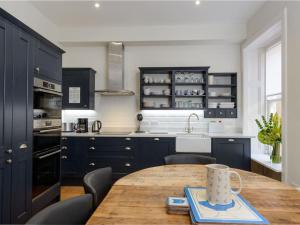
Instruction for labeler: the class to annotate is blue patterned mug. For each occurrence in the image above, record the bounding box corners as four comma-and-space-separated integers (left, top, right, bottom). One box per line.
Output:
206, 164, 242, 205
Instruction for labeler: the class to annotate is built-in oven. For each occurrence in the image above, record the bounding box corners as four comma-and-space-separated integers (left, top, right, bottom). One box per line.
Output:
32, 78, 62, 214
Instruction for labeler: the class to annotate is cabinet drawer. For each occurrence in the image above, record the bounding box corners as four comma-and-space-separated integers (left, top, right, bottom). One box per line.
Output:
90, 137, 136, 146
86, 157, 135, 173
226, 109, 237, 118
204, 109, 216, 118
88, 147, 135, 158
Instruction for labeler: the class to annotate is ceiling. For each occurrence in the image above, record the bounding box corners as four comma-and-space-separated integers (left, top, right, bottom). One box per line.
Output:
31, 1, 265, 28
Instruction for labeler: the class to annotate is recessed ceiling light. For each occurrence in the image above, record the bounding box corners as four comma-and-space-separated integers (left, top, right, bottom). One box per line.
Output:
195, 0, 201, 5
94, 2, 100, 8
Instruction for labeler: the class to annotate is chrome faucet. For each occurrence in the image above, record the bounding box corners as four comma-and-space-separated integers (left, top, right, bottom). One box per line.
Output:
186, 113, 199, 133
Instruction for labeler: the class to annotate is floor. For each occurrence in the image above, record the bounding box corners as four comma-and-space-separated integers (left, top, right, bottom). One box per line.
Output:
60, 186, 85, 201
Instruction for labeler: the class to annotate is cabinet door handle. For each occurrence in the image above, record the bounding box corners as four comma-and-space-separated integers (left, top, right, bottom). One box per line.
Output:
6, 159, 12, 164
228, 139, 235, 142
35, 67, 40, 73
89, 162, 95, 166
125, 163, 131, 167
62, 146, 68, 150
125, 138, 131, 141
6, 149, 13, 154
89, 147, 95, 150
125, 147, 131, 150
61, 155, 68, 159
154, 138, 160, 141
90, 137, 95, 141
19, 144, 28, 149
61, 137, 67, 140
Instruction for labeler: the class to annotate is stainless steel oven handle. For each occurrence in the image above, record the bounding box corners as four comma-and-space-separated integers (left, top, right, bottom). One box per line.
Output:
38, 149, 61, 159
39, 128, 61, 133
34, 88, 63, 96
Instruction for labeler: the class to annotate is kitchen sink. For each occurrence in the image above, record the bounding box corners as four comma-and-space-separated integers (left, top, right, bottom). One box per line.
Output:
176, 134, 211, 153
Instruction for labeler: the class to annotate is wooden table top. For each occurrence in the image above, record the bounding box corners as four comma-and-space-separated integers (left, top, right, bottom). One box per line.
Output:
86, 165, 300, 225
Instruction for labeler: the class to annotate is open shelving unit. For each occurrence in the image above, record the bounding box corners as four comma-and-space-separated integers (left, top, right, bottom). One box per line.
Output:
139, 68, 237, 118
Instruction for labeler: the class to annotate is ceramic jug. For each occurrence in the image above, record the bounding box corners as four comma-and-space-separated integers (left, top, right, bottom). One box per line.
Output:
206, 164, 242, 205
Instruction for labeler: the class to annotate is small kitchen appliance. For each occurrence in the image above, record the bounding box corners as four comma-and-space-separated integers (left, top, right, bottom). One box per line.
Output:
62, 122, 75, 132
135, 113, 145, 133
92, 120, 102, 133
76, 118, 88, 133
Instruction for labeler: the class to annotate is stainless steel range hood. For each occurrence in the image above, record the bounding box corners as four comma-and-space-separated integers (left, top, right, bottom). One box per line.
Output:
96, 42, 135, 96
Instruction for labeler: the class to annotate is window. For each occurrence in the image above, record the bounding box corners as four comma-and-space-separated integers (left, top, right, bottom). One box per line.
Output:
265, 43, 282, 115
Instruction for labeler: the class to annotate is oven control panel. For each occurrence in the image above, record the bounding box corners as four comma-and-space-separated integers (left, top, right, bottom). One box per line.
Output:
34, 119, 61, 130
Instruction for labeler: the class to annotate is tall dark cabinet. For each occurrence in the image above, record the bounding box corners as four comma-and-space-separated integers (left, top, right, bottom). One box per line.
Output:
0, 9, 64, 224
0, 16, 33, 224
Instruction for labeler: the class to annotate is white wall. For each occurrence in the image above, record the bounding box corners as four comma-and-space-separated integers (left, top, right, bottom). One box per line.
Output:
0, 1, 60, 45
62, 42, 242, 133
245, 1, 300, 186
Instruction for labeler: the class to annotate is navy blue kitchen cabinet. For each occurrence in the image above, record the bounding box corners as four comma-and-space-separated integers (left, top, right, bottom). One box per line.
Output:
211, 138, 251, 171
0, 15, 34, 224
62, 68, 96, 110
61, 137, 88, 182
34, 40, 63, 83
137, 137, 176, 169
86, 137, 137, 181
0, 8, 64, 223
0, 16, 13, 224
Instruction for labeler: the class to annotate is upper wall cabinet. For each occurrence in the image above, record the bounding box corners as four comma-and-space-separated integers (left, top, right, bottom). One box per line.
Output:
34, 41, 63, 83
62, 68, 96, 110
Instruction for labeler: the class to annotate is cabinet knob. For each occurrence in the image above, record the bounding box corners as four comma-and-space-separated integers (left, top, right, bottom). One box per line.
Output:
62, 146, 68, 150
89, 147, 95, 150
19, 144, 28, 150
220, 112, 223, 115
154, 138, 160, 141
90, 137, 95, 141
35, 67, 40, 73
125, 138, 131, 141
6, 149, 13, 154
61, 137, 68, 140
209, 112, 212, 115
125, 147, 131, 150
125, 163, 131, 167
61, 155, 68, 159
89, 162, 95, 166
6, 159, 12, 164
228, 139, 235, 142
83, 105, 87, 108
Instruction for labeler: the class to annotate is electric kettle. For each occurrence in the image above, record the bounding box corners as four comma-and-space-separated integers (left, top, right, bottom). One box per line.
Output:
92, 120, 102, 133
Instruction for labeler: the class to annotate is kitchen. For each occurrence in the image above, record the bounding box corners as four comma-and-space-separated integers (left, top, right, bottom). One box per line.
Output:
0, 1, 300, 225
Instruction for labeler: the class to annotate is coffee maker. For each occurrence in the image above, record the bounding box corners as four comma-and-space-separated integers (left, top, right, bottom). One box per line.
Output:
76, 118, 88, 133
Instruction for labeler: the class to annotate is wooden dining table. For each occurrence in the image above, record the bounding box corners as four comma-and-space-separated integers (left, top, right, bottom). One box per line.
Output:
86, 165, 300, 225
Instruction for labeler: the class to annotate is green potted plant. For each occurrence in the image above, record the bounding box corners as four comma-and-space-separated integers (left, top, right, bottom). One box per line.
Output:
255, 113, 282, 163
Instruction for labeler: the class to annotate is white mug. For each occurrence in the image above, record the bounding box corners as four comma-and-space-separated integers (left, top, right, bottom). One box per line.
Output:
206, 164, 242, 205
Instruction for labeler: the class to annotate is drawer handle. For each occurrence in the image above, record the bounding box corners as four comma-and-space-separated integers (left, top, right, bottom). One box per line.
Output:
125, 147, 131, 150
89, 147, 95, 150
230, 112, 234, 115
62, 146, 67, 150
125, 163, 131, 167
19, 144, 28, 149
61, 155, 68, 159
61, 137, 67, 140
6, 149, 13, 154
89, 162, 95, 166
154, 138, 160, 141
228, 139, 235, 142
90, 137, 95, 141
220, 112, 223, 115
209, 112, 212, 115
125, 138, 131, 141
6, 159, 12, 164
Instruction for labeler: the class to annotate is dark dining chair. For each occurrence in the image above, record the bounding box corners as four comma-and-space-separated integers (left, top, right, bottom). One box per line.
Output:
26, 194, 93, 225
83, 167, 113, 209
164, 154, 216, 165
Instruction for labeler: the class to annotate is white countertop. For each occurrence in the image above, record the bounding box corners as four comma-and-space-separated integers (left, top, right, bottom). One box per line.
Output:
61, 131, 254, 138
251, 154, 282, 173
